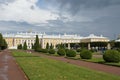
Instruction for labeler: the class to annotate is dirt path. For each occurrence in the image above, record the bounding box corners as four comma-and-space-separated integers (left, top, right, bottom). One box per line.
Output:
0, 50, 28, 80
33, 52, 120, 76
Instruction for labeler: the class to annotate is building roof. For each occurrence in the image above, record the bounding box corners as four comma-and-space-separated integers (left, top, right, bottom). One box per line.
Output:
3, 32, 108, 40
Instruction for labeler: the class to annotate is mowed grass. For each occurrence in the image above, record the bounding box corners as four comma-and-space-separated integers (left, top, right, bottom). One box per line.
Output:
69, 54, 120, 67
12, 50, 35, 57
12, 50, 120, 80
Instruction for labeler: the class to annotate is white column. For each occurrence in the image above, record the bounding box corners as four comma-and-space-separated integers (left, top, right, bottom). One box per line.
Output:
88, 43, 91, 50
107, 43, 111, 50
68, 43, 70, 49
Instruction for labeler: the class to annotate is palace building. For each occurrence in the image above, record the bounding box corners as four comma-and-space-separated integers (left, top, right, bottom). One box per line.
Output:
3, 32, 110, 49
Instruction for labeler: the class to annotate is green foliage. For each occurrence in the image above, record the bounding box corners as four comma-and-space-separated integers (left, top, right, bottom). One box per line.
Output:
17, 44, 22, 49
41, 49, 48, 53
49, 49, 55, 54
76, 49, 82, 52
34, 35, 40, 51
23, 41, 27, 50
80, 49, 92, 59
66, 49, 76, 57
57, 49, 66, 56
46, 43, 49, 49
0, 33, 8, 50
56, 43, 65, 49
103, 50, 120, 63
50, 43, 54, 49
31, 43, 34, 49
65, 49, 69, 53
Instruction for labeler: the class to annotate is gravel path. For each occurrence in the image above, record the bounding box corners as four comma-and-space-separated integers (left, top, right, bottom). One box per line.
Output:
0, 50, 28, 80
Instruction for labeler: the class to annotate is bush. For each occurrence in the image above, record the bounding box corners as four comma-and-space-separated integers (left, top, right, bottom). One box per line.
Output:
103, 50, 120, 63
65, 49, 69, 53
57, 49, 66, 56
41, 49, 48, 53
76, 49, 81, 52
80, 49, 92, 59
36, 48, 42, 52
49, 49, 56, 54
66, 49, 76, 57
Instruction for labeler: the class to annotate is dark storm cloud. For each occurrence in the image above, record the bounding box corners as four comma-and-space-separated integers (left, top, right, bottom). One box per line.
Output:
44, 0, 120, 39
46, 0, 120, 15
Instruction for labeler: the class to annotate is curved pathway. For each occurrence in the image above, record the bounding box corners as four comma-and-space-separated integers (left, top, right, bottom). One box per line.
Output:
0, 50, 28, 80
33, 52, 120, 76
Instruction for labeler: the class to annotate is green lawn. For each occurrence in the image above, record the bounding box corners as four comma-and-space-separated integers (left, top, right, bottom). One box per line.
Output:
67, 54, 120, 67
12, 50, 35, 57
12, 50, 120, 80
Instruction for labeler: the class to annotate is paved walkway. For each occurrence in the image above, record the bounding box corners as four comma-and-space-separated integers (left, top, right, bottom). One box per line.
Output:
33, 52, 120, 76
0, 50, 27, 80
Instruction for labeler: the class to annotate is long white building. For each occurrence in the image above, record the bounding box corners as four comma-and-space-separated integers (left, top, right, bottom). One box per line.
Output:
3, 32, 109, 49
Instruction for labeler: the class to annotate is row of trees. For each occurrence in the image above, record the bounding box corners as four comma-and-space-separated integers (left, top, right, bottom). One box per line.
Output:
17, 41, 27, 50
0, 33, 7, 50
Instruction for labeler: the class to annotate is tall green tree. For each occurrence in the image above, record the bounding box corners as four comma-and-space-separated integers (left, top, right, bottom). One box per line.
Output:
34, 35, 40, 51
31, 43, 34, 49
0, 33, 3, 50
46, 42, 49, 49
3, 39, 7, 49
0, 33, 7, 50
23, 41, 27, 50
50, 43, 54, 49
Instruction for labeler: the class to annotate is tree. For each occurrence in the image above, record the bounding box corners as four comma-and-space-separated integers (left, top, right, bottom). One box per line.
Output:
17, 44, 22, 49
0, 33, 7, 50
46, 42, 49, 49
0, 33, 3, 50
50, 43, 54, 49
23, 41, 27, 50
31, 43, 34, 49
34, 35, 40, 51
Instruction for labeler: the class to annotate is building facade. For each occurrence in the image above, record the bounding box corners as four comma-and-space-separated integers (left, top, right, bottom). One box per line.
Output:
3, 32, 109, 49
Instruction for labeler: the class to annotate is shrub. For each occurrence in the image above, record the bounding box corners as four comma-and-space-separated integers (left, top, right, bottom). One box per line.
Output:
103, 50, 120, 63
80, 49, 92, 59
66, 49, 76, 57
41, 49, 48, 53
49, 49, 56, 54
65, 49, 69, 53
76, 49, 81, 52
57, 49, 66, 56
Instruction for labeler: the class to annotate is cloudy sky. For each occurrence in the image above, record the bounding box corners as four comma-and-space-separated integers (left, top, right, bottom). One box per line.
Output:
0, 0, 120, 39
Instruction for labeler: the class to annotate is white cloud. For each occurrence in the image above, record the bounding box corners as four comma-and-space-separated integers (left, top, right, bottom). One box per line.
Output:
0, 0, 59, 24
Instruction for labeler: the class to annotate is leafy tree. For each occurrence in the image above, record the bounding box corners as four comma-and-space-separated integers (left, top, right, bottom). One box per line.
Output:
23, 41, 27, 50
46, 42, 49, 49
34, 35, 40, 51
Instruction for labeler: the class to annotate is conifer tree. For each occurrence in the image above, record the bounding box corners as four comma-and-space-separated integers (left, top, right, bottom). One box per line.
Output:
34, 35, 40, 51
0, 33, 8, 50
17, 44, 22, 49
31, 43, 34, 49
50, 43, 54, 49
46, 42, 49, 49
23, 41, 27, 50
